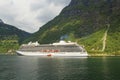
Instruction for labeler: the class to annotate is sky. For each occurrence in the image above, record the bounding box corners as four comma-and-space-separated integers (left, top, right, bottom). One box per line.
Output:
0, 0, 71, 33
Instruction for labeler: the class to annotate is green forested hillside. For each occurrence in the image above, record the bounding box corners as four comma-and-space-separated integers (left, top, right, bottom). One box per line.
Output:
0, 21, 30, 54
25, 0, 120, 55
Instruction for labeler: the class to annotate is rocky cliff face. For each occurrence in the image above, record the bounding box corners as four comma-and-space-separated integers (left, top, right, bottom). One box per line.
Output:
26, 0, 120, 54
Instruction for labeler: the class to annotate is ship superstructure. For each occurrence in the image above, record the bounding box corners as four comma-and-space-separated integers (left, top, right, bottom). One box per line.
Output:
16, 41, 88, 57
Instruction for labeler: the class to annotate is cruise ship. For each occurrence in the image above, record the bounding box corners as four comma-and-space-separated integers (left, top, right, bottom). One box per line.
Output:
16, 40, 88, 57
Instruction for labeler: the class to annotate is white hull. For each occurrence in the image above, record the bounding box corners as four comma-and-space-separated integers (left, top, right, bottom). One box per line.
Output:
16, 51, 88, 57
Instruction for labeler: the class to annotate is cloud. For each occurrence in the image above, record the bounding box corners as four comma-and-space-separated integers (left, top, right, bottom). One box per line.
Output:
0, 0, 71, 33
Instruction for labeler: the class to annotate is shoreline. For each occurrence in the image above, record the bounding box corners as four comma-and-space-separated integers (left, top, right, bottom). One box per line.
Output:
0, 52, 120, 57
89, 54, 120, 57
0, 54, 120, 57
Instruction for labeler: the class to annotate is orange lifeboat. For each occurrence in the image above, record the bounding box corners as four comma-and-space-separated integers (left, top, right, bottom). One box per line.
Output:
47, 54, 52, 56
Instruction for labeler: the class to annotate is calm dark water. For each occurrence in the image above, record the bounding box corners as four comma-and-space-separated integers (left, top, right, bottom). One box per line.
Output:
0, 56, 120, 80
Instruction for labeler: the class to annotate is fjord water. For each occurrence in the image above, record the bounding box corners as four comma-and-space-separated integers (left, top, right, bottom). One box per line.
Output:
0, 56, 120, 80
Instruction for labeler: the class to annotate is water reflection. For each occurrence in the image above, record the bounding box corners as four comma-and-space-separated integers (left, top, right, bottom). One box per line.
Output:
16, 56, 39, 80
86, 57, 120, 80
37, 57, 88, 80
1, 56, 120, 80
16, 57, 88, 80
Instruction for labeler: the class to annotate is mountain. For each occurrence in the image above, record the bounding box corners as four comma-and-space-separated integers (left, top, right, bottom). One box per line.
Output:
0, 20, 31, 53
25, 0, 120, 55
0, 20, 30, 43
0, 19, 4, 23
